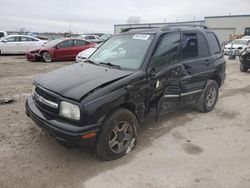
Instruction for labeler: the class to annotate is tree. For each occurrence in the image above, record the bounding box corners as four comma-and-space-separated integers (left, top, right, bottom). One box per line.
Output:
127, 16, 142, 24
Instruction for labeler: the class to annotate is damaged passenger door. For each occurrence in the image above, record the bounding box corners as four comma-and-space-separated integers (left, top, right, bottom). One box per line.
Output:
147, 32, 183, 116
179, 31, 213, 102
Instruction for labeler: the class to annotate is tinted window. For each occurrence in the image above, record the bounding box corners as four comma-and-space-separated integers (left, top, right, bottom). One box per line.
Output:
88, 36, 95, 39
181, 33, 198, 59
151, 33, 181, 68
206, 32, 221, 54
74, 40, 87, 46
20, 37, 37, 41
197, 33, 209, 57
58, 40, 73, 48
0, 33, 4, 38
6, 37, 20, 42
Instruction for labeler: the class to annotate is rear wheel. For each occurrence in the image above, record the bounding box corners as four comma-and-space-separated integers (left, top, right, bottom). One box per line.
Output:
42, 51, 52, 62
196, 80, 219, 113
240, 64, 248, 72
96, 108, 138, 161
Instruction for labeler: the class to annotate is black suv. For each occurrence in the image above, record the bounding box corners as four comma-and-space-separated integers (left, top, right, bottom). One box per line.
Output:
26, 25, 226, 160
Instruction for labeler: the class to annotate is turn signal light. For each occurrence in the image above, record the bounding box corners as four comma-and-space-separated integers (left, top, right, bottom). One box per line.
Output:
81, 132, 96, 139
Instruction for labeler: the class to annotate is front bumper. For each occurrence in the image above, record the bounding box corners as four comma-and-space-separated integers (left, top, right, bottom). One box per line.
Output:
25, 96, 100, 146
25, 52, 41, 62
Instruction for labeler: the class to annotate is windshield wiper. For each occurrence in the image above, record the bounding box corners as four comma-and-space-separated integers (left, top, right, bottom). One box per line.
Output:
99, 62, 121, 69
85, 59, 97, 65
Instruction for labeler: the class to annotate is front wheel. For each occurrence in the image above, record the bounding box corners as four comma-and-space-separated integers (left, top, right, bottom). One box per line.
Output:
96, 108, 138, 161
240, 64, 248, 72
195, 80, 219, 113
42, 51, 52, 62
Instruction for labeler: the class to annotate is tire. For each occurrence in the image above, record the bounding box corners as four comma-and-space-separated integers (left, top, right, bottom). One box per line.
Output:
195, 80, 219, 113
96, 108, 138, 161
240, 64, 248, 72
42, 51, 52, 62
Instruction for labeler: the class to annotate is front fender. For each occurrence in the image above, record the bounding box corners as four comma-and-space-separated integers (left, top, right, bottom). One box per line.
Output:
84, 88, 127, 125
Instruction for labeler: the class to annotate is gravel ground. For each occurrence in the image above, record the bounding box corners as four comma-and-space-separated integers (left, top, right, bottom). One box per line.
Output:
0, 55, 250, 188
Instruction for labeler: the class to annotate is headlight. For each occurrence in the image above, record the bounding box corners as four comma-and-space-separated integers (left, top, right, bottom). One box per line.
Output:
31, 84, 36, 97
59, 101, 80, 120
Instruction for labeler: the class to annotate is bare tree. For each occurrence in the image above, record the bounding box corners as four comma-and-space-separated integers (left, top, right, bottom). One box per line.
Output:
127, 16, 142, 24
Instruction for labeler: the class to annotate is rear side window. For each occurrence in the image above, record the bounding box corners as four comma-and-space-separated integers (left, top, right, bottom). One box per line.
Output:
206, 32, 221, 54
0, 33, 4, 38
74, 40, 87, 46
197, 33, 209, 57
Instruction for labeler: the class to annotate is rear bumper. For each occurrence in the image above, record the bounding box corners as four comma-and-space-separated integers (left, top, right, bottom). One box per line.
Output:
25, 96, 100, 146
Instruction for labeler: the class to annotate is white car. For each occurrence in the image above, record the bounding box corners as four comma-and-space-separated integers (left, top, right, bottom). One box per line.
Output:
242, 36, 250, 40
223, 39, 250, 55
0, 35, 47, 54
77, 34, 102, 43
75, 47, 97, 63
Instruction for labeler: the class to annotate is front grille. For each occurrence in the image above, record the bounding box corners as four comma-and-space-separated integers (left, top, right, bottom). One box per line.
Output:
34, 87, 59, 114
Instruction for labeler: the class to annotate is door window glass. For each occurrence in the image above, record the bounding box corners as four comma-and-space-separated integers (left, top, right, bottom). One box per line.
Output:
6, 37, 20, 42
181, 33, 198, 59
58, 40, 73, 48
74, 40, 87, 46
151, 33, 181, 68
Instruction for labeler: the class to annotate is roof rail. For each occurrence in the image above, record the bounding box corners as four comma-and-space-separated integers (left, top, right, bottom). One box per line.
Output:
160, 24, 209, 31
120, 27, 159, 33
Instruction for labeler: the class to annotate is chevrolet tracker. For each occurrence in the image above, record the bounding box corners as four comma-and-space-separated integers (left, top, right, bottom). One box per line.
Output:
26, 25, 226, 160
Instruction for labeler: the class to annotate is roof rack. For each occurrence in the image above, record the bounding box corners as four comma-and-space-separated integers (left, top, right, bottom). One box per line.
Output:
120, 27, 159, 33
160, 24, 209, 31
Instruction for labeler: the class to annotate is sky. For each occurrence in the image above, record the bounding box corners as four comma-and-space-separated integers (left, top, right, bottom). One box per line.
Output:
0, 0, 249, 34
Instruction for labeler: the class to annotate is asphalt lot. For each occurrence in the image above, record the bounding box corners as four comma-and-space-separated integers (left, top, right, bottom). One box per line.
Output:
0, 55, 250, 188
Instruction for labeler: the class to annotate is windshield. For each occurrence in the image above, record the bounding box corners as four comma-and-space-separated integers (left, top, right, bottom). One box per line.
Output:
88, 34, 154, 70
44, 39, 63, 48
231, 40, 248, 45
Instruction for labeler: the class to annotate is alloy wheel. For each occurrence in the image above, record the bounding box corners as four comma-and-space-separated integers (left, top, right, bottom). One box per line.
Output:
109, 121, 133, 153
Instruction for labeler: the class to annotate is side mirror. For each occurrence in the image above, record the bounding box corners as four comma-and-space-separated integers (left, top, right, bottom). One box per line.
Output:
55, 45, 59, 49
2, 40, 7, 43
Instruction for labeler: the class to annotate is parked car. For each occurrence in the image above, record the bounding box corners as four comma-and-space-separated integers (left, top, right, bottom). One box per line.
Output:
223, 39, 250, 56
75, 45, 99, 63
0, 35, 47, 54
25, 38, 95, 62
239, 48, 250, 72
77, 34, 102, 43
242, 36, 250, 40
26, 25, 226, 160
0, 31, 7, 39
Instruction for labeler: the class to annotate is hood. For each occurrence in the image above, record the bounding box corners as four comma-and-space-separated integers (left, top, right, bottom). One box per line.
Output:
35, 63, 133, 101
78, 48, 96, 57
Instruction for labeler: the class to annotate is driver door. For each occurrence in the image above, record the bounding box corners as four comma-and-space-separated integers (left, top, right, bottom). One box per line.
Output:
147, 32, 183, 104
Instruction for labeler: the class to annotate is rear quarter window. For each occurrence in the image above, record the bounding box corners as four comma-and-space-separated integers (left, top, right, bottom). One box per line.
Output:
206, 32, 221, 54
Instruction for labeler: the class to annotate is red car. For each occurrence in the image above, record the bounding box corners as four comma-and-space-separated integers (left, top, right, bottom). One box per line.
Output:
25, 38, 95, 62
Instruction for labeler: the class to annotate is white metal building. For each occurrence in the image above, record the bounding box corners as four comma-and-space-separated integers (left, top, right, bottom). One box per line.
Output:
114, 14, 250, 43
